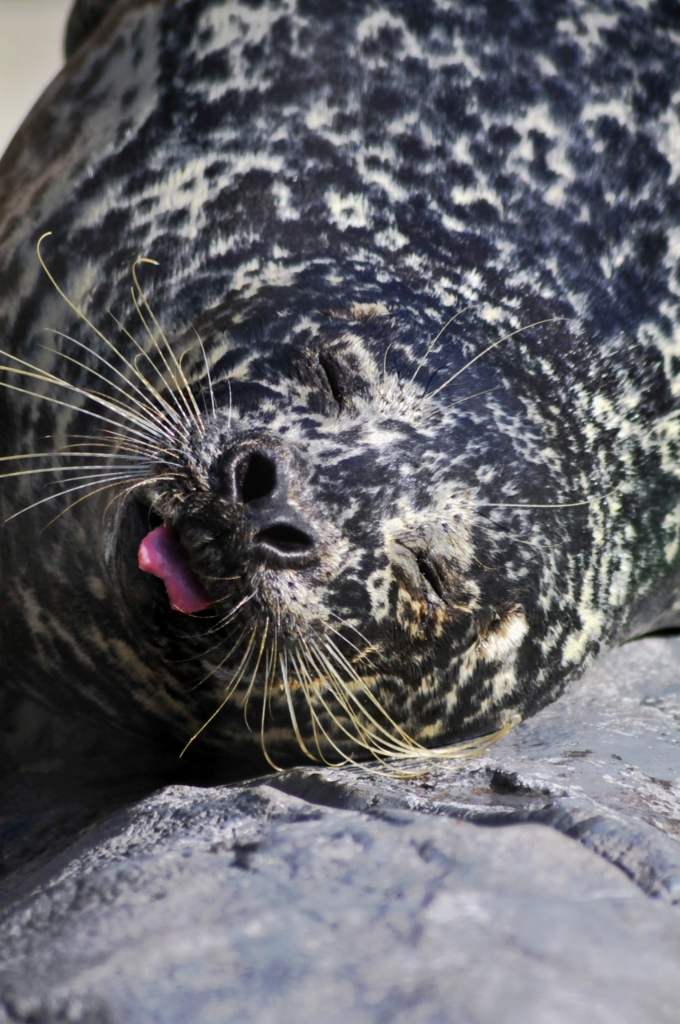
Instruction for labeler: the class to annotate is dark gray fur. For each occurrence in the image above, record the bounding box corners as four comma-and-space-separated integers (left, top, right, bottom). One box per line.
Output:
64, 0, 119, 57
0, 0, 679, 763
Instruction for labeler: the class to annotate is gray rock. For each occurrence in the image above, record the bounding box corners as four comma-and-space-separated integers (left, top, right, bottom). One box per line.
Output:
3, 636, 680, 1022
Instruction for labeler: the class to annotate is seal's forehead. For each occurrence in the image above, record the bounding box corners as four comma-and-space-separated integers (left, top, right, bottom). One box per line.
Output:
1, 0, 679, 375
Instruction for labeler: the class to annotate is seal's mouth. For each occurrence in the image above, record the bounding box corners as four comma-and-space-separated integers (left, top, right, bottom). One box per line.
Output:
138, 524, 212, 614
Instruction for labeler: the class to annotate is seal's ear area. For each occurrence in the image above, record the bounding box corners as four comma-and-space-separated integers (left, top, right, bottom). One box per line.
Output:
64, 0, 120, 59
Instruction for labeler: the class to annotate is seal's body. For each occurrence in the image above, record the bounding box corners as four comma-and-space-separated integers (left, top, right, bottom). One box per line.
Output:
0, 0, 679, 763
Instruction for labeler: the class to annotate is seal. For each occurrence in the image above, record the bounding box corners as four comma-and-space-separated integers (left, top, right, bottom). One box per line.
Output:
0, 0, 679, 766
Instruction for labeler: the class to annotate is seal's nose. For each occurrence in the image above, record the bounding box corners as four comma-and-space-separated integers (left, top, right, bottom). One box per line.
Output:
233, 448, 316, 566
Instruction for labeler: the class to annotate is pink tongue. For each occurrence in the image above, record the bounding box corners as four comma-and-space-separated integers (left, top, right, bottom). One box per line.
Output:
138, 525, 211, 614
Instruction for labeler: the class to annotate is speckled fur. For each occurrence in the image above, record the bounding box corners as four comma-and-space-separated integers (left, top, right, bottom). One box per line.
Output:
0, 0, 679, 762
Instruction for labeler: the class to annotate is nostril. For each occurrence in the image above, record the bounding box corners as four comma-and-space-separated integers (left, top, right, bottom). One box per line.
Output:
239, 451, 277, 503
255, 523, 314, 555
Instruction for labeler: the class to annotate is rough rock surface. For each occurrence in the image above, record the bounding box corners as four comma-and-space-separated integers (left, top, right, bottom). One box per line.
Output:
3, 636, 680, 1022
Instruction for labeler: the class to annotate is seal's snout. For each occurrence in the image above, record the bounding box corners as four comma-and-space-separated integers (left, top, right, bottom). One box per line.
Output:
232, 447, 316, 568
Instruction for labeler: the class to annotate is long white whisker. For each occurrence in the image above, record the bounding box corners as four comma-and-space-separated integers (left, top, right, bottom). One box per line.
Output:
226, 377, 233, 432
131, 285, 196, 435
61, 432, 187, 465
428, 317, 570, 398
184, 615, 253, 690
325, 620, 379, 664
292, 646, 325, 761
195, 329, 216, 419
180, 624, 258, 756
281, 649, 319, 762
134, 260, 205, 430
44, 332, 180, 441
0, 450, 148, 464
106, 310, 193, 435
45, 475, 163, 529
0, 354, 170, 444
449, 385, 502, 407
468, 490, 616, 510
308, 641, 405, 761
4, 472, 146, 522
132, 258, 204, 433
314, 637, 423, 753
296, 646, 351, 765
0, 462, 147, 481
410, 305, 474, 384
175, 622, 248, 670
36, 233, 191, 439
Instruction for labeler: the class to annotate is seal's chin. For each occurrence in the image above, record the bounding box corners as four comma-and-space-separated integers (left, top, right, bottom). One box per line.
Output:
138, 524, 212, 614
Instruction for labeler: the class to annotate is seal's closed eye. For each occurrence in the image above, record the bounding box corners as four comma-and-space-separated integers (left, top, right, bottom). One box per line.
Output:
318, 352, 371, 409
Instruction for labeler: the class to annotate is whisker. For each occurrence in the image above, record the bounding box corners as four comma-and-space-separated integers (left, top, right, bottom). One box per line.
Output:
241, 623, 267, 732
43, 333, 180, 442
306, 641, 404, 761
294, 646, 350, 766
195, 329, 216, 419
0, 450, 149, 464
132, 259, 204, 429
292, 645, 326, 761
281, 648, 319, 762
428, 317, 570, 398
325, 621, 379, 669
36, 233, 190, 440
51, 475, 161, 529
382, 342, 394, 383
208, 589, 257, 615
132, 258, 204, 434
183, 623, 250, 689
106, 310, 192, 435
315, 636, 419, 749
265, 629, 278, 724
183, 597, 255, 638
449, 385, 502, 407
224, 377, 233, 433
0, 364, 170, 449
170, 629, 240, 666
179, 624, 259, 756
5, 472, 145, 523
410, 305, 474, 385
299, 651, 368, 764
0, 461, 147, 481
325, 611, 377, 653
467, 490, 616, 511
244, 620, 277, 768
131, 285, 195, 436
62, 434, 187, 465
309, 635, 454, 762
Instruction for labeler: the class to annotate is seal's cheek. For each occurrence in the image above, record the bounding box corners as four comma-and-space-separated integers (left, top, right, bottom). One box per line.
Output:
473, 607, 529, 664
394, 583, 449, 641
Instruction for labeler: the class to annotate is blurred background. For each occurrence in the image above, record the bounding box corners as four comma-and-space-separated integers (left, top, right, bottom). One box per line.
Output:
0, 0, 73, 157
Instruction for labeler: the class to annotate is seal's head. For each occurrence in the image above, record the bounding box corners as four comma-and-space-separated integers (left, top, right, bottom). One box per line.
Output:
97, 289, 567, 766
